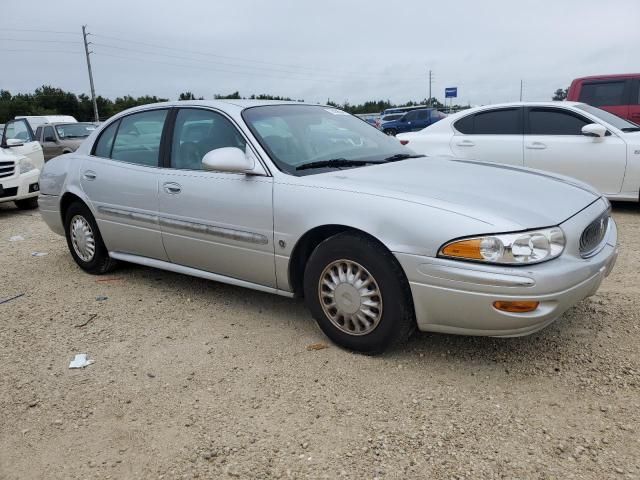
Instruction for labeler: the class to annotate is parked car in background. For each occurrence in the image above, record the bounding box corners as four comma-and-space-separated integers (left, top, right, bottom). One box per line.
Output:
381, 108, 445, 136
1, 118, 44, 209
35, 122, 97, 160
397, 101, 640, 201
355, 113, 379, 126
16, 115, 77, 132
567, 74, 640, 123
381, 105, 429, 116
39, 101, 617, 353
375, 113, 404, 129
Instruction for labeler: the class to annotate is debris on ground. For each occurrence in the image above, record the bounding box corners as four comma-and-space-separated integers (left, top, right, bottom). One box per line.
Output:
0, 293, 25, 305
68, 354, 95, 369
95, 277, 124, 283
8, 235, 24, 242
306, 343, 329, 351
95, 295, 108, 301
31, 252, 48, 257
74, 314, 98, 328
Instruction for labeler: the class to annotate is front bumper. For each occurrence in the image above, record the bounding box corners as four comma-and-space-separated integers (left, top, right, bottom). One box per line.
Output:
395, 199, 618, 336
0, 169, 40, 203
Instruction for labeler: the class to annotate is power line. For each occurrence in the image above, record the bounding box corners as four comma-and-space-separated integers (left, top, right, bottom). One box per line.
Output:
90, 32, 419, 80
91, 42, 393, 82
0, 27, 77, 35
93, 52, 345, 84
0, 49, 83, 54
0, 37, 81, 45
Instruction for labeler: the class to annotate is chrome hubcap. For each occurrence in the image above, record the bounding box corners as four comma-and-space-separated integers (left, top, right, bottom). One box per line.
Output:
70, 215, 95, 262
318, 259, 383, 336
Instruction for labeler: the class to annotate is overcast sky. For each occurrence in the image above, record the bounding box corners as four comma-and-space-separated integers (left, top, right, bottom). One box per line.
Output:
1, 0, 638, 108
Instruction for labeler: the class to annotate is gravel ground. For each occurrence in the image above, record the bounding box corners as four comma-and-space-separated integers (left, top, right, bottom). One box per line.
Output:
1, 202, 639, 480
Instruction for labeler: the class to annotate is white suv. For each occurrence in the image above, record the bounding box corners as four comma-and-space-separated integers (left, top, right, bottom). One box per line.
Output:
1, 118, 45, 209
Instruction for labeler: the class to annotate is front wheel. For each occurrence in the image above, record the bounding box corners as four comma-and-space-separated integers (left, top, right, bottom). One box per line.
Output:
64, 202, 117, 274
303, 232, 415, 354
383, 128, 397, 136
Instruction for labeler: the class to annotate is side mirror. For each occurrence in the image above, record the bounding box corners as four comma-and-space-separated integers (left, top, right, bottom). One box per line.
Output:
6, 138, 25, 147
202, 147, 255, 173
582, 123, 607, 138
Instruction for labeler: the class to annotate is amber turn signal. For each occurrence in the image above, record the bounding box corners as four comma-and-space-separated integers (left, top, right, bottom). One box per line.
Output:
441, 239, 484, 260
493, 300, 539, 313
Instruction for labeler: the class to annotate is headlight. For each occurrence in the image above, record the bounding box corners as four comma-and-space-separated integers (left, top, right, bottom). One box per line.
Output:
439, 227, 565, 265
19, 158, 36, 174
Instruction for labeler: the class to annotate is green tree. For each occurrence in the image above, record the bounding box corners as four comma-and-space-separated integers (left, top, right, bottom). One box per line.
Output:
552, 88, 568, 101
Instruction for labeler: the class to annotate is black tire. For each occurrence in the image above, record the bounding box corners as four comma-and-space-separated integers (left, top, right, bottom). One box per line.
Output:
14, 197, 39, 210
384, 128, 397, 136
64, 201, 117, 274
303, 231, 415, 354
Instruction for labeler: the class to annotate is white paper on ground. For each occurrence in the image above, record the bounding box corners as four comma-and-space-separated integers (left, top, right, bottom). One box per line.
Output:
68, 354, 95, 369
9, 235, 24, 242
31, 252, 48, 257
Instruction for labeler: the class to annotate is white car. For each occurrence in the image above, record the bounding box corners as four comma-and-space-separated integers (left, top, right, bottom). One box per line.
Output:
397, 102, 640, 202
1, 118, 45, 209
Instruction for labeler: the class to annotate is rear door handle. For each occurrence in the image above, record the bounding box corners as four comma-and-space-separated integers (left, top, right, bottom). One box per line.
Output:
526, 142, 547, 150
163, 182, 182, 194
456, 140, 475, 147
83, 170, 96, 181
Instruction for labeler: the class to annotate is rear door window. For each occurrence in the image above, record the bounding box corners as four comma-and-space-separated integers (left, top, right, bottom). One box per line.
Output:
111, 109, 168, 166
528, 108, 590, 135
579, 81, 626, 106
466, 108, 521, 135
93, 120, 119, 158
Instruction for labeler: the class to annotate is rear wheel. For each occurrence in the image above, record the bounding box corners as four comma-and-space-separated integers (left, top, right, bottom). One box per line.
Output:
303, 232, 415, 354
384, 128, 397, 136
14, 197, 39, 210
64, 202, 116, 274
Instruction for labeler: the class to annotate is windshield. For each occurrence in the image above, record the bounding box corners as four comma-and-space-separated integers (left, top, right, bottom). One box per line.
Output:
242, 105, 414, 175
575, 104, 639, 130
55, 123, 97, 139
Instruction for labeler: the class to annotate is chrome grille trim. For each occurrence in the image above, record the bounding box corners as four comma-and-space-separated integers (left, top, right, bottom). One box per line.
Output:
0, 161, 15, 179
579, 212, 609, 258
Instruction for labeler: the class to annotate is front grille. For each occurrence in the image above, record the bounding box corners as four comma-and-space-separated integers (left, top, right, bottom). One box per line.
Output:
579, 213, 609, 258
0, 187, 18, 198
0, 160, 15, 179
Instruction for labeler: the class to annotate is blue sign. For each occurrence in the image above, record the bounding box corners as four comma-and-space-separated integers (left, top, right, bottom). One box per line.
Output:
445, 87, 458, 98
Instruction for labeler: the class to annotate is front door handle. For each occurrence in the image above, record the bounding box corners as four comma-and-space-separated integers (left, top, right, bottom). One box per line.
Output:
83, 170, 97, 181
163, 182, 182, 194
456, 140, 475, 147
526, 142, 547, 150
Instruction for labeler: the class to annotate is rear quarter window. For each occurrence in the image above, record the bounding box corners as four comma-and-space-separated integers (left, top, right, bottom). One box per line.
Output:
579, 81, 626, 107
453, 114, 474, 133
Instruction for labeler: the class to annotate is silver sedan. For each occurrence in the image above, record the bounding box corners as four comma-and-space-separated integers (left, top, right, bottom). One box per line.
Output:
39, 101, 618, 353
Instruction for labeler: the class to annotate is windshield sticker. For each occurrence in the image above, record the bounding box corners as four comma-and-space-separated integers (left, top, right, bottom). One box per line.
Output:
324, 108, 349, 115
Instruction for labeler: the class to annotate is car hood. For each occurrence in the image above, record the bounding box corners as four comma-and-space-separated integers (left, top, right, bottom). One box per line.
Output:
60, 139, 85, 149
306, 157, 600, 230
0, 146, 25, 162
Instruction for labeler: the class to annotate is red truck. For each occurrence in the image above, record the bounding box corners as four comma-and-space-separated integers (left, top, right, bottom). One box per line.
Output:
567, 73, 640, 124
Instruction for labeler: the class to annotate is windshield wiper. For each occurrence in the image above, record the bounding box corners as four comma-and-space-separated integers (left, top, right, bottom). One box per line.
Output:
296, 158, 381, 171
621, 127, 640, 132
383, 153, 426, 162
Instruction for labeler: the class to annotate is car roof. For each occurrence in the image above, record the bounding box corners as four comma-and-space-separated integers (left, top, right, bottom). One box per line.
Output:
572, 73, 640, 81
107, 99, 329, 118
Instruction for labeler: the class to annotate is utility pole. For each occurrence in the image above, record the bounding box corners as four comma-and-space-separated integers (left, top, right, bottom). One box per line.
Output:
428, 69, 433, 106
82, 25, 99, 123
519, 79, 523, 102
